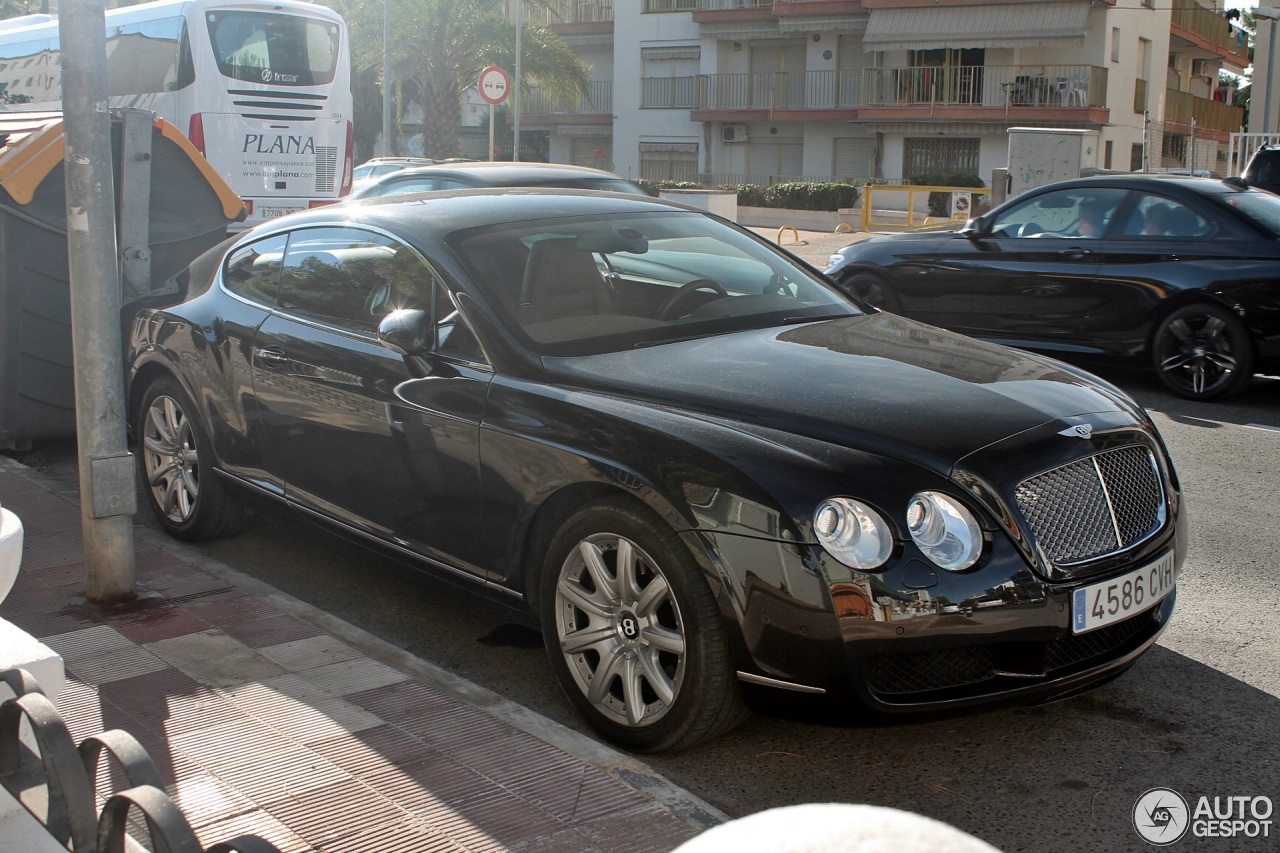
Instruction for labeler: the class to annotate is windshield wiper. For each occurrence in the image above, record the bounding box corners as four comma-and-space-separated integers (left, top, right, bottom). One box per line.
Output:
781, 312, 857, 325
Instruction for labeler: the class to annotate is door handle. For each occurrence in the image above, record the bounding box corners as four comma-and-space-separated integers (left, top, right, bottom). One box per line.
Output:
253, 346, 290, 366
1057, 247, 1094, 259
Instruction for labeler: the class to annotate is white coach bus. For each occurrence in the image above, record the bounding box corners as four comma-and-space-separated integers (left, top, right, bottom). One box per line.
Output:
0, 0, 354, 228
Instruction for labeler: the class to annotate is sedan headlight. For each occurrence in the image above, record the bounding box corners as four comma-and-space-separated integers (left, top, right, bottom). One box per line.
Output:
814, 497, 893, 570
906, 492, 982, 571
827, 254, 844, 267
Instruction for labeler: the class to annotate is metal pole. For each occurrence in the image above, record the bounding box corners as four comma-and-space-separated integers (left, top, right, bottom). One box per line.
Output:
1269, 18, 1279, 134
513, 0, 521, 161
1189, 117, 1196, 173
382, 0, 392, 155
489, 103, 495, 161
60, 0, 137, 604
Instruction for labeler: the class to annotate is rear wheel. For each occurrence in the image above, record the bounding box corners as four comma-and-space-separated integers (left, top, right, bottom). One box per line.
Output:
1151, 304, 1254, 401
539, 498, 748, 753
136, 376, 249, 541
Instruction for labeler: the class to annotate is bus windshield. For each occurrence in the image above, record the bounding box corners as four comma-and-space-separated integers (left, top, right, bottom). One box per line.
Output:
207, 11, 339, 86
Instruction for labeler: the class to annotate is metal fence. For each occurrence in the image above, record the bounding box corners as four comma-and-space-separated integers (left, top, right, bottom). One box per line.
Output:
1, 666, 280, 853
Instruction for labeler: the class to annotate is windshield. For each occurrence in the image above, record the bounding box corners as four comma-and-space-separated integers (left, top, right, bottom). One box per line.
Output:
1218, 189, 1280, 237
451, 211, 859, 356
207, 11, 339, 86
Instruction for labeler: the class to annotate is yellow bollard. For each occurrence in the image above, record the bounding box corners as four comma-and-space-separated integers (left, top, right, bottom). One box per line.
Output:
776, 224, 800, 244
834, 223, 854, 233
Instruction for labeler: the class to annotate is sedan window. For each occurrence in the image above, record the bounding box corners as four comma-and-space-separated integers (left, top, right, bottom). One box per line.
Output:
223, 234, 287, 305
278, 227, 437, 334
1116, 194, 1214, 239
380, 178, 438, 196
988, 188, 1127, 239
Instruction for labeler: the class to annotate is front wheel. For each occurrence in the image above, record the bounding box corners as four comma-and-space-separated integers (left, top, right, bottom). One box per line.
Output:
839, 273, 900, 313
539, 498, 747, 753
1151, 304, 1254, 401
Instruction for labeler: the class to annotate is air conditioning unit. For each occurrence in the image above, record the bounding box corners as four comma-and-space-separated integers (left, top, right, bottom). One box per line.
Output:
1192, 58, 1212, 77
722, 124, 749, 143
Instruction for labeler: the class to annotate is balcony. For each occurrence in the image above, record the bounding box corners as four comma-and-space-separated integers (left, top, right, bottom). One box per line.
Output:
649, 66, 1107, 112
1171, 1, 1249, 65
518, 1, 613, 24
1164, 87, 1245, 136
521, 80, 613, 119
863, 64, 1107, 109
643, 0, 771, 11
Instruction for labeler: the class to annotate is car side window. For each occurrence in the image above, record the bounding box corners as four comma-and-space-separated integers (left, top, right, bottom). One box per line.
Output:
987, 188, 1126, 239
434, 179, 473, 190
1117, 193, 1215, 239
222, 234, 287, 305
381, 178, 437, 196
279, 227, 435, 334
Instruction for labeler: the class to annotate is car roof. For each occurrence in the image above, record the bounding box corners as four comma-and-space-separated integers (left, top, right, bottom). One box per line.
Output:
1017, 174, 1254, 198
365, 161, 633, 185
241, 187, 692, 244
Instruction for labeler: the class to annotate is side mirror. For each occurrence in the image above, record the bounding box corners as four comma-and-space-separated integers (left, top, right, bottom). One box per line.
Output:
377, 308, 434, 356
959, 215, 985, 239
1222, 176, 1247, 190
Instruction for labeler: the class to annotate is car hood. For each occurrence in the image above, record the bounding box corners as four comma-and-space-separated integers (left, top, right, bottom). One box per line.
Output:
833, 229, 956, 256
547, 313, 1137, 475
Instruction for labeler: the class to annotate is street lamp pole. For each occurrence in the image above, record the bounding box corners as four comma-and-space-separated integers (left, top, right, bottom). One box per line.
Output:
382, 0, 392, 154
513, 0, 522, 162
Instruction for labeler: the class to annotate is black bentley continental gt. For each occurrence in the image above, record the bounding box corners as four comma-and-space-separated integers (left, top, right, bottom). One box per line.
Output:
128, 190, 1186, 752
826, 175, 1280, 401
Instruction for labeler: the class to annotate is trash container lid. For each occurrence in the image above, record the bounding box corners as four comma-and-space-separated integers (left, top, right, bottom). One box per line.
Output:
0, 110, 245, 221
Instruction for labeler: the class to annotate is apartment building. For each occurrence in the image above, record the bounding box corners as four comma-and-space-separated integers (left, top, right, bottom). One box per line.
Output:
509, 0, 1247, 185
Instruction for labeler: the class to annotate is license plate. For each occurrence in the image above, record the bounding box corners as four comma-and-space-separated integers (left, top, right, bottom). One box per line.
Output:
1072, 551, 1176, 635
261, 207, 301, 220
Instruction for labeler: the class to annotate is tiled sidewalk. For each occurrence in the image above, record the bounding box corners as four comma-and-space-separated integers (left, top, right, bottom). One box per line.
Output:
0, 457, 723, 852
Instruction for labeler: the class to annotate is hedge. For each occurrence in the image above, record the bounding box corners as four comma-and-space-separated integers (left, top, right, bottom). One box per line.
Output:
637, 179, 860, 211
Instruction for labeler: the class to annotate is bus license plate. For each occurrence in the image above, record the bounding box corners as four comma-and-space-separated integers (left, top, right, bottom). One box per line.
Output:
262, 207, 301, 220
1072, 551, 1176, 635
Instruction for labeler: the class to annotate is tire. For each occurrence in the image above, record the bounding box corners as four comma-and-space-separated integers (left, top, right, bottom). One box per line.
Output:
840, 272, 900, 313
135, 375, 249, 541
539, 497, 748, 753
1150, 303, 1254, 401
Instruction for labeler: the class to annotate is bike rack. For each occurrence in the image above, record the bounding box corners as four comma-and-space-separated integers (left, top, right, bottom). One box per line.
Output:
0, 666, 281, 853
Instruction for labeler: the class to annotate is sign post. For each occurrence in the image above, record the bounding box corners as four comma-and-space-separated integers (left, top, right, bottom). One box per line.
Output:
477, 65, 511, 161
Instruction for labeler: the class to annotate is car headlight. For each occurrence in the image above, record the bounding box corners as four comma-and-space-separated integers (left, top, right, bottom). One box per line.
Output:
827, 254, 844, 267
814, 497, 893, 570
906, 492, 982, 571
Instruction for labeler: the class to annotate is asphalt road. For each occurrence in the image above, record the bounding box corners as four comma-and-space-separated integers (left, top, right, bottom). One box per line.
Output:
9, 232, 1279, 851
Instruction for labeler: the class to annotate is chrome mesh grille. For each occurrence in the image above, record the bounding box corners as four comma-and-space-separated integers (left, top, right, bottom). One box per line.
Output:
1014, 446, 1164, 567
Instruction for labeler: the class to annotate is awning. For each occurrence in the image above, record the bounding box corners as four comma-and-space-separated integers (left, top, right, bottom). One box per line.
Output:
700, 20, 780, 41
863, 1, 1089, 52
778, 16, 868, 35
642, 47, 701, 61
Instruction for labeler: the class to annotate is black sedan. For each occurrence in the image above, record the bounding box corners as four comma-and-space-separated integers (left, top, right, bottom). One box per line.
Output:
826, 175, 1280, 401
128, 190, 1185, 752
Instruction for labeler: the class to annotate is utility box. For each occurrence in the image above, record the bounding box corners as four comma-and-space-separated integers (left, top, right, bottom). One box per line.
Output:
1007, 128, 1099, 198
0, 110, 245, 448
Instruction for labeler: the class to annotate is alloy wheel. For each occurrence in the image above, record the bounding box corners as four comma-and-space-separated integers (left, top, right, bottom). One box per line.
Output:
142, 395, 200, 524
552, 532, 686, 728
1155, 310, 1244, 399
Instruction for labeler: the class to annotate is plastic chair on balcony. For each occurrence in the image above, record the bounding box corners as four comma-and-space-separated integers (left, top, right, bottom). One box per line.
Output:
1057, 75, 1088, 106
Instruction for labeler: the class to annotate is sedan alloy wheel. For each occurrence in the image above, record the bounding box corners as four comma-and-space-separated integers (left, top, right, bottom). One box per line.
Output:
1151, 304, 1254, 400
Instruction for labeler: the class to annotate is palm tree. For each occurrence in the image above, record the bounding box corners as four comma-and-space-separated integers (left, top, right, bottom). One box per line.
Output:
347, 0, 588, 159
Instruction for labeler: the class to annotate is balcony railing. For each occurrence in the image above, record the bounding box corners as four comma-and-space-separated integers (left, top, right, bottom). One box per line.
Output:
642, 0, 771, 11
1172, 1, 1247, 57
516, 1, 613, 25
862, 64, 1107, 108
521, 80, 613, 115
1164, 87, 1245, 133
644, 66, 1109, 111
